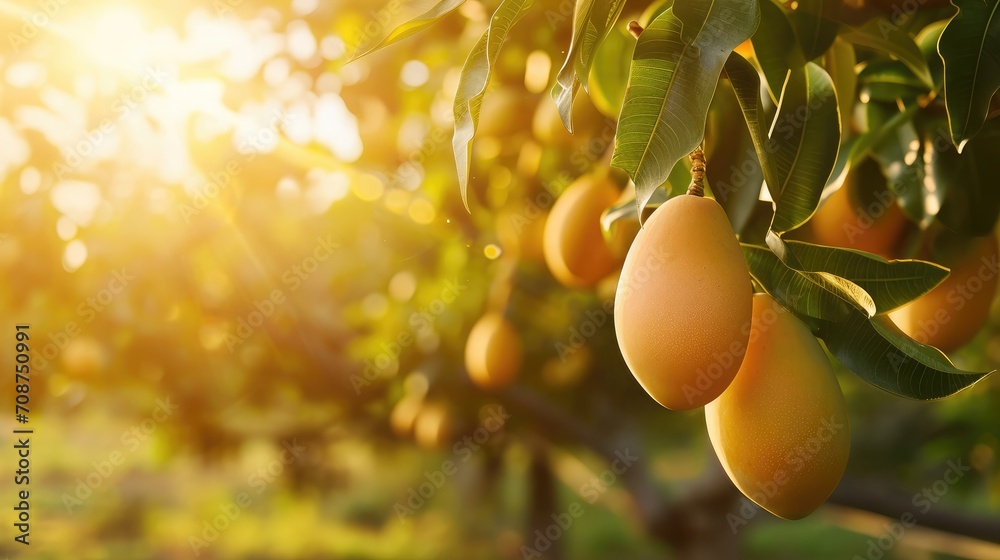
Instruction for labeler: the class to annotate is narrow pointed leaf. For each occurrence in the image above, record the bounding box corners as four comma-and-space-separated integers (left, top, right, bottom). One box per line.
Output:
552, 0, 627, 132
600, 188, 668, 235
453, 0, 533, 210
349, 0, 466, 61
742, 244, 875, 326
934, 117, 1000, 236
768, 236, 949, 313
724, 53, 783, 193
743, 244, 991, 400
768, 62, 842, 233
841, 17, 934, 89
706, 79, 764, 233
726, 54, 840, 233
864, 102, 933, 225
611, 1, 759, 217
588, 23, 635, 119
858, 60, 927, 103
820, 312, 991, 400
939, 0, 1000, 151
786, 0, 840, 60
825, 37, 857, 129
751, 0, 803, 104
827, 101, 919, 191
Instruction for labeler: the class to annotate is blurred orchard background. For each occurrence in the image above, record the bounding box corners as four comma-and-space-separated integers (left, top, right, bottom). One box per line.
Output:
0, 0, 998, 559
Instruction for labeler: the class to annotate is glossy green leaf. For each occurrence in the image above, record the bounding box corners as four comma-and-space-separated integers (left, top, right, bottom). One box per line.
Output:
825, 37, 857, 130
611, 1, 759, 218
934, 117, 1000, 236
939, 0, 1000, 151
723, 54, 783, 202
768, 236, 949, 313
706, 79, 764, 233
867, 103, 940, 227
820, 312, 992, 400
751, 0, 803, 104
826, 100, 919, 191
768, 62, 842, 233
786, 0, 840, 60
726, 53, 840, 233
600, 188, 668, 237
453, 0, 533, 210
858, 60, 927, 103
588, 23, 635, 119
841, 17, 934, 89
744, 244, 991, 400
552, 0, 627, 132
349, 0, 466, 61
917, 20, 947, 91
742, 244, 875, 326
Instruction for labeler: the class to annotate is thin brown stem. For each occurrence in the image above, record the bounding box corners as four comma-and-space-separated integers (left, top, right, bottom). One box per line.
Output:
687, 146, 707, 197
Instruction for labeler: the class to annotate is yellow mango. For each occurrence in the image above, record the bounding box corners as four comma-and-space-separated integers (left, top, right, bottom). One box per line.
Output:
889, 233, 999, 353
614, 194, 753, 409
543, 175, 621, 288
706, 294, 851, 520
465, 313, 523, 389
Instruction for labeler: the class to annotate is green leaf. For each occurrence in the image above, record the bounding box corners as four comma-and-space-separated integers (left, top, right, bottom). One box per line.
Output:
786, 0, 840, 60
349, 0, 466, 61
828, 99, 920, 191
706, 79, 764, 233
768, 237, 949, 313
611, 1, 759, 218
858, 60, 927, 103
600, 188, 668, 236
751, 0, 803, 104
744, 244, 991, 400
939, 0, 1000, 151
726, 53, 840, 233
825, 37, 857, 130
552, 0, 627, 132
588, 23, 635, 119
724, 53, 783, 193
742, 244, 875, 326
934, 117, 1000, 236
917, 20, 948, 91
819, 312, 991, 400
453, 0, 533, 210
768, 62, 842, 233
840, 17, 934, 89
862, 102, 931, 224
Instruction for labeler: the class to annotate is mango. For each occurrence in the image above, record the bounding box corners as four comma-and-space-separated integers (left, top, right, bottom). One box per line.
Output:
390, 396, 423, 438
809, 160, 907, 259
614, 194, 753, 410
465, 313, 523, 389
889, 233, 999, 353
497, 207, 548, 264
543, 175, 621, 288
706, 293, 851, 520
414, 402, 453, 449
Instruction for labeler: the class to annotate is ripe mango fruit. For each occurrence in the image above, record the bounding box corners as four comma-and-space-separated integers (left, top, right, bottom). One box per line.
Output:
543, 175, 621, 288
390, 396, 423, 438
414, 402, 453, 449
706, 293, 851, 520
889, 233, 999, 353
614, 194, 753, 410
465, 313, 522, 389
809, 160, 907, 259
